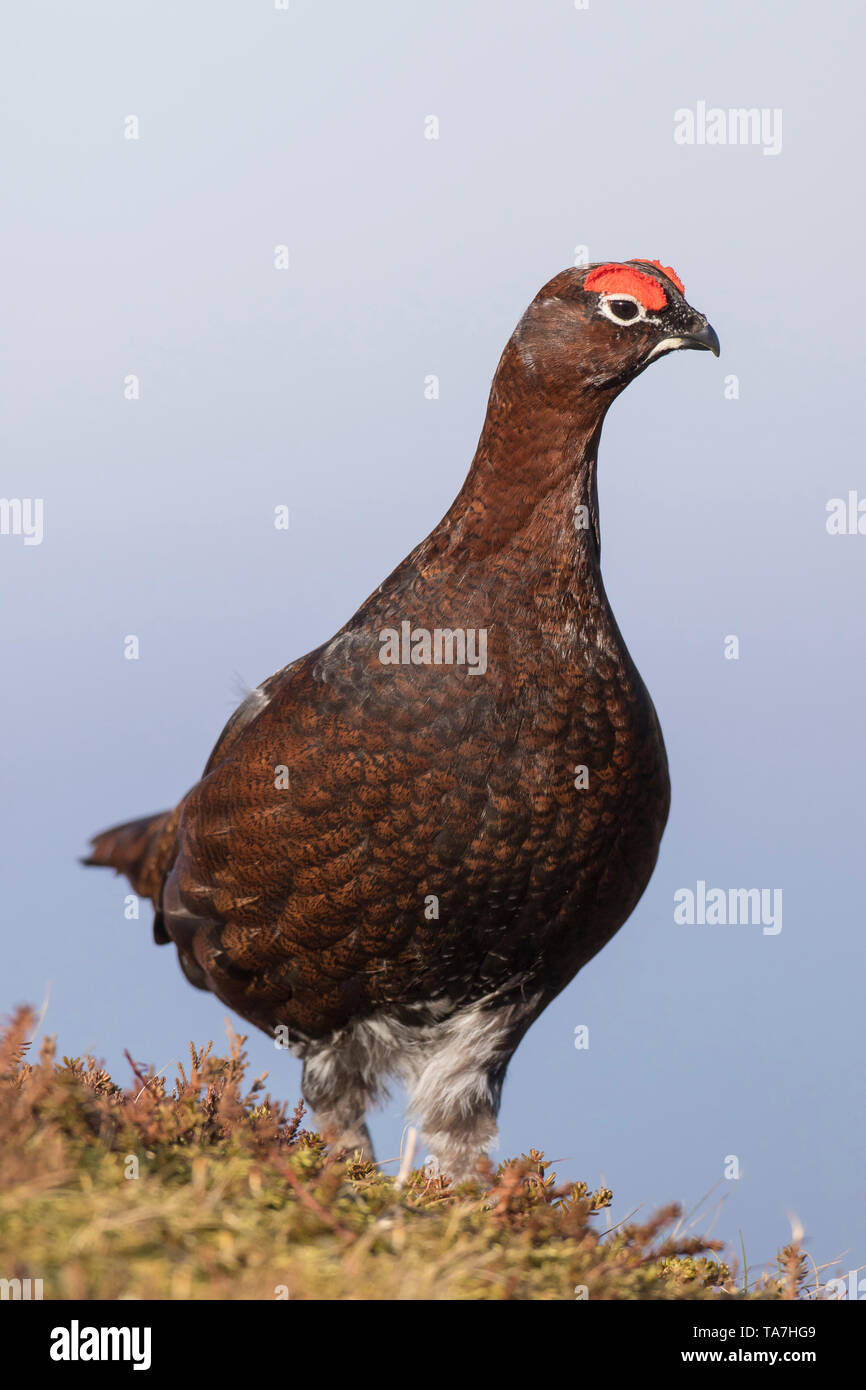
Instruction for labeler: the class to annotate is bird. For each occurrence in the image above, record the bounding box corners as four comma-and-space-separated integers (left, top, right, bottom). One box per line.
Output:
85, 259, 719, 1180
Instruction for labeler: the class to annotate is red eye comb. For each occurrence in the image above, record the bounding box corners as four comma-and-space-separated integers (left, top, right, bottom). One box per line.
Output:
637, 260, 685, 295
584, 260, 685, 311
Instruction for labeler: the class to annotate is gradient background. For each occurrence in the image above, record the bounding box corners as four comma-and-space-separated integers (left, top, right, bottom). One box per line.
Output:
3, 0, 863, 1288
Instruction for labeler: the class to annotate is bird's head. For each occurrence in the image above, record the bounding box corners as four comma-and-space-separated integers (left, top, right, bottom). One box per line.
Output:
511, 259, 719, 397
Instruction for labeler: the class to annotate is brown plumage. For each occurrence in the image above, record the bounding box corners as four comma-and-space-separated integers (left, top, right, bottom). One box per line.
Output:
86, 260, 718, 1178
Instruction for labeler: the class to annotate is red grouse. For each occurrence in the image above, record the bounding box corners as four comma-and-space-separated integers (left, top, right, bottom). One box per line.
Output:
86, 260, 719, 1178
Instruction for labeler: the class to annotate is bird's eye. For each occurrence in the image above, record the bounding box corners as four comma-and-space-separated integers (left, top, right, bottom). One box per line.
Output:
599, 295, 645, 326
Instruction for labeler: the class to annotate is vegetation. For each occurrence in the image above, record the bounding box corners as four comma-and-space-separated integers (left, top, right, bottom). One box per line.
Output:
0, 1006, 818, 1301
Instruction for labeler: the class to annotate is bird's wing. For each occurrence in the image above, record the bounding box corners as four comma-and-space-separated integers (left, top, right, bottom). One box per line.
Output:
162, 619, 508, 1038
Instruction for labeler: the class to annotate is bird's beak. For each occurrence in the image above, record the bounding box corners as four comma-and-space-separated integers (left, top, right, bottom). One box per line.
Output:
645, 318, 721, 362
681, 320, 721, 356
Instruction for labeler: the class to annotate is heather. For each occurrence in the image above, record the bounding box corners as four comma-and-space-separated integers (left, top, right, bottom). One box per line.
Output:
0, 1007, 818, 1301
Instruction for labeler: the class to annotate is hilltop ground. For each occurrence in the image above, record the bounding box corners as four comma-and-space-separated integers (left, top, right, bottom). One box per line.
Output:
0, 1006, 818, 1301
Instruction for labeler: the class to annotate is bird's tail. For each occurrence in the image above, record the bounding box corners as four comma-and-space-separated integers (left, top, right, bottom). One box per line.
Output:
82, 808, 179, 902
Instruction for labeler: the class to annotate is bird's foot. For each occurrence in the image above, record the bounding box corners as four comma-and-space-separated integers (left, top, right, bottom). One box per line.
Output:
421, 1114, 498, 1186
317, 1117, 375, 1164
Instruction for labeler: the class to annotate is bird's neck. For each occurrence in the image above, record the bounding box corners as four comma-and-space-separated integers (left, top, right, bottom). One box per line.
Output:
430, 342, 618, 578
